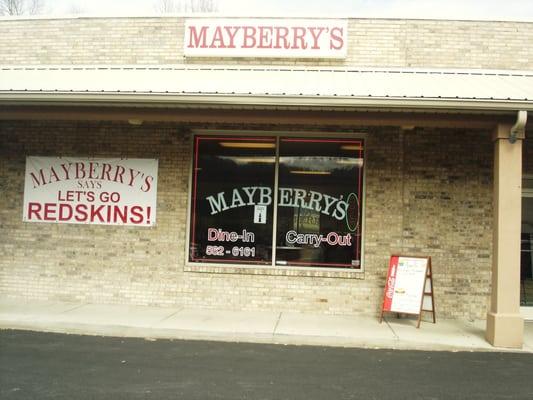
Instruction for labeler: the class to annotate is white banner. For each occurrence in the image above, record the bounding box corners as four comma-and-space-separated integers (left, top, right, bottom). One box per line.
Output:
23, 157, 158, 227
184, 18, 348, 58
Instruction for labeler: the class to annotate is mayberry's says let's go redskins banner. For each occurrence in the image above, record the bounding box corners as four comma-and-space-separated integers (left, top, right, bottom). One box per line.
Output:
23, 157, 158, 226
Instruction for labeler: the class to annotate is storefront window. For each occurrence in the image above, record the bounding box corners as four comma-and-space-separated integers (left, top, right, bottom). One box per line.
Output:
275, 138, 363, 268
190, 136, 276, 264
189, 135, 364, 269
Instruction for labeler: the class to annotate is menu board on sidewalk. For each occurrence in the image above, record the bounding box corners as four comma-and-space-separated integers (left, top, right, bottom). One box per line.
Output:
379, 255, 436, 328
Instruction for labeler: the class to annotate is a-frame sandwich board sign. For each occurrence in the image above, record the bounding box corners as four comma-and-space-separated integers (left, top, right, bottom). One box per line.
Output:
379, 255, 435, 328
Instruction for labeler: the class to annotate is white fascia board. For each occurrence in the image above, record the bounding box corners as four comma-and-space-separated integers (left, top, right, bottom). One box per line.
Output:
0, 92, 532, 113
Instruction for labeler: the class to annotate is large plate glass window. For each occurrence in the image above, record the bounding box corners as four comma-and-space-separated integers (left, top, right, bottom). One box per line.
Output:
189, 135, 364, 269
190, 136, 276, 264
275, 138, 363, 268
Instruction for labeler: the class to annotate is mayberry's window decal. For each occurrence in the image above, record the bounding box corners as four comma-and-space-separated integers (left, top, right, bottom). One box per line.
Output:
190, 136, 276, 264
189, 135, 364, 269
275, 138, 363, 268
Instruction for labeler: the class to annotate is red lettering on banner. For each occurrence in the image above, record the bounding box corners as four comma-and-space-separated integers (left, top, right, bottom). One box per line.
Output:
48, 167, 60, 184
58, 190, 69, 201
130, 206, 144, 224
58, 190, 95, 202
224, 26, 239, 48
184, 21, 347, 55
30, 170, 46, 188
74, 204, 88, 222
291, 27, 307, 49
329, 27, 344, 50
26, 202, 152, 225
128, 169, 141, 187
90, 205, 105, 223
113, 165, 125, 184
60, 163, 73, 180
146, 206, 151, 224
27, 202, 42, 220
273, 26, 290, 49
24, 158, 157, 226
99, 192, 120, 203
242, 26, 256, 48
58, 203, 73, 221
29, 162, 151, 191
114, 206, 127, 223
75, 162, 86, 179
309, 27, 326, 49
209, 26, 225, 48
106, 204, 112, 223
43, 203, 56, 221
88, 162, 99, 179
141, 176, 153, 193
100, 163, 112, 181
257, 26, 273, 49
188, 25, 208, 48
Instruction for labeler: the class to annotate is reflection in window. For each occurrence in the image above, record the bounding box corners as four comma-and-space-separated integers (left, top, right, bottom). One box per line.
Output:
275, 138, 364, 268
189, 135, 364, 269
190, 136, 276, 264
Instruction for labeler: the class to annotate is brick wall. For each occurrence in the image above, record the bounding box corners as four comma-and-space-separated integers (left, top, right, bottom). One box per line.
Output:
0, 17, 531, 70
0, 120, 494, 318
1, 15, 520, 319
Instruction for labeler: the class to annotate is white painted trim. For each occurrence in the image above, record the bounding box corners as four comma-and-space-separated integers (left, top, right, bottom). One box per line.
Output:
1, 93, 531, 112
1, 65, 531, 111
521, 306, 533, 321
0, 15, 531, 23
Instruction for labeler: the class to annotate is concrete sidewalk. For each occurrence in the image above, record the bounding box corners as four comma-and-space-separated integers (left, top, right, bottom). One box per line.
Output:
1, 297, 532, 352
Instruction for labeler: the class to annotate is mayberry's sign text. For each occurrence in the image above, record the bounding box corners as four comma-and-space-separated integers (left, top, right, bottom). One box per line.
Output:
184, 18, 348, 58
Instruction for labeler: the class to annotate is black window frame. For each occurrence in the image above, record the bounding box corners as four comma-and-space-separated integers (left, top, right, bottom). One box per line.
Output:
186, 132, 366, 271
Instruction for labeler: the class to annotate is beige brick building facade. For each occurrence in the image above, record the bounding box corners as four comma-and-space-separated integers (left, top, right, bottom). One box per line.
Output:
1, 17, 532, 69
0, 17, 532, 338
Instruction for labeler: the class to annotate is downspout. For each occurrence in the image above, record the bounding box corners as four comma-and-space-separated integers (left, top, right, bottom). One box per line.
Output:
509, 110, 528, 143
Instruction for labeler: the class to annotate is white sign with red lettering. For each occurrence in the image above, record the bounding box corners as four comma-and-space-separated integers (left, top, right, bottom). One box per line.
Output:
382, 256, 428, 314
184, 18, 347, 58
23, 157, 158, 226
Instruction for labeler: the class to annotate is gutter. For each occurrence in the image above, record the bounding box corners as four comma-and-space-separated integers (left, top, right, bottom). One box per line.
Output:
0, 92, 532, 114
509, 110, 528, 143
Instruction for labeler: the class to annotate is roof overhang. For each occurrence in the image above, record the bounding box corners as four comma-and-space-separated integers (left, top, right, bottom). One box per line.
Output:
1, 65, 532, 114
2, 92, 532, 114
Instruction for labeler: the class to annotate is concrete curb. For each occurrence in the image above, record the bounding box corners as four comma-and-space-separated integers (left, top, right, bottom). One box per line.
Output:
1, 299, 532, 353
1, 320, 530, 354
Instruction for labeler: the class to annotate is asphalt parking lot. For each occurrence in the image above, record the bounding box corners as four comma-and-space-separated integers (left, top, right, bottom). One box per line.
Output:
1, 329, 533, 399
